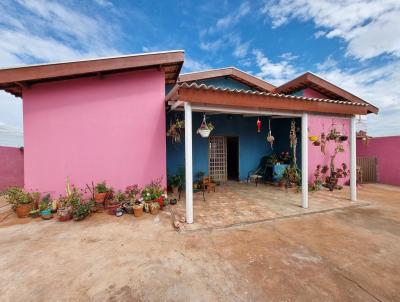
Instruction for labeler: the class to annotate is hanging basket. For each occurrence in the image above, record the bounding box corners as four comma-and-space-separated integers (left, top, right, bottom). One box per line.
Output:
309, 135, 319, 142
198, 129, 211, 138
197, 114, 214, 138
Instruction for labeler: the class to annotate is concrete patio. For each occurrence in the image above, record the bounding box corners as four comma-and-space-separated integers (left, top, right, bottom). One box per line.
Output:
175, 182, 369, 231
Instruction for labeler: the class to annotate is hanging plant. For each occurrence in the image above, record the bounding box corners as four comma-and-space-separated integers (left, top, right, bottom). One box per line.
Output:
257, 118, 261, 133
339, 123, 348, 141
166, 118, 184, 143
267, 119, 274, 149
309, 135, 319, 142
289, 120, 297, 167
197, 114, 215, 138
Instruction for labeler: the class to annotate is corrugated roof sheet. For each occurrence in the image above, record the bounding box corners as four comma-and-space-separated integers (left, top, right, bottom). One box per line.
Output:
178, 82, 368, 107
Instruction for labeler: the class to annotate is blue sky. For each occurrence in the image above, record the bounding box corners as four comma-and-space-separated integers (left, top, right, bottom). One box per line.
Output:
0, 0, 400, 142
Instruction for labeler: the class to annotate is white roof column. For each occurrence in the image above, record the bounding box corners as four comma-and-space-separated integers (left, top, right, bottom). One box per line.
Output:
350, 116, 357, 201
184, 102, 194, 223
301, 113, 309, 208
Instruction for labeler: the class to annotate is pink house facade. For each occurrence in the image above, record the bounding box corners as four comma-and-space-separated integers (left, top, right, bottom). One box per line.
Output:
0, 51, 378, 223
23, 69, 166, 195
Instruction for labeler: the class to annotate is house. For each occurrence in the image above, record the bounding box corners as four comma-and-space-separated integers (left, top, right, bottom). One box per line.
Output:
0, 50, 378, 223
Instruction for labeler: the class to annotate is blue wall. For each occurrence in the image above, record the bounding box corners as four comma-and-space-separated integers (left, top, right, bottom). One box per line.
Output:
166, 112, 301, 180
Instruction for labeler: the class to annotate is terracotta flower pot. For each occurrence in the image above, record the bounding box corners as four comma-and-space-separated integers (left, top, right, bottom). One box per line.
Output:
58, 208, 72, 222
16, 204, 32, 218
150, 203, 160, 215
133, 204, 144, 217
95, 193, 107, 203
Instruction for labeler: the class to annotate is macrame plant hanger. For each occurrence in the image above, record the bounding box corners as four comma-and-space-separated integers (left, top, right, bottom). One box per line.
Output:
267, 118, 274, 149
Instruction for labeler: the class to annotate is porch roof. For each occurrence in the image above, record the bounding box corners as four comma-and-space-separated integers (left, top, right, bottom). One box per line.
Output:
166, 82, 370, 115
275, 72, 378, 114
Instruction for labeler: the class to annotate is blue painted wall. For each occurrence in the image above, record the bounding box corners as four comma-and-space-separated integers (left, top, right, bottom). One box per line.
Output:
193, 76, 257, 91
166, 112, 301, 180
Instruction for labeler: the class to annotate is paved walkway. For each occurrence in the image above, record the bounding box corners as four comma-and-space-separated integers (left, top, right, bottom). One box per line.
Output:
175, 182, 368, 230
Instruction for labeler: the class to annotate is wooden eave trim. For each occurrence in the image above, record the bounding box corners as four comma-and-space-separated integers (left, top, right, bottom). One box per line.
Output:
178, 87, 368, 116
0, 52, 184, 84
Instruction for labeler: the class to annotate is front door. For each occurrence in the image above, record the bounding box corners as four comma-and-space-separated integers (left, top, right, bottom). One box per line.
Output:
209, 136, 227, 182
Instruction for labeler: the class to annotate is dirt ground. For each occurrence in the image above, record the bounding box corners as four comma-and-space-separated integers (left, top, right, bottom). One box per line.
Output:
0, 184, 399, 302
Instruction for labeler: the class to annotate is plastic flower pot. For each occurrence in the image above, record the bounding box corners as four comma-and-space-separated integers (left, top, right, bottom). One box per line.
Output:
309, 135, 319, 142
340, 135, 348, 141
29, 209, 40, 218
123, 203, 134, 214
40, 208, 53, 220
133, 204, 144, 217
16, 204, 32, 218
198, 129, 211, 138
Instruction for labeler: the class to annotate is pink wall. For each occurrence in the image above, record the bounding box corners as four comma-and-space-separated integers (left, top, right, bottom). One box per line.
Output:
357, 136, 400, 186
23, 69, 166, 196
308, 115, 350, 185
0, 146, 24, 190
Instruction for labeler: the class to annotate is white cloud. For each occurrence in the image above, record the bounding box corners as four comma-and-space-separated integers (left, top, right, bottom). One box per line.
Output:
262, 0, 400, 60
252, 49, 298, 85
316, 64, 400, 136
183, 57, 211, 72
216, 2, 251, 29
0, 0, 121, 143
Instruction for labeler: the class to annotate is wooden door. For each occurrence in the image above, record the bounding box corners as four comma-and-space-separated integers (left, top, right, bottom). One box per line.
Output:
357, 156, 377, 183
209, 136, 227, 182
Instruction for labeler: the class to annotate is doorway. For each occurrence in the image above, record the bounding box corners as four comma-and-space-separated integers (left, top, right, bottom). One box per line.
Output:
226, 136, 239, 181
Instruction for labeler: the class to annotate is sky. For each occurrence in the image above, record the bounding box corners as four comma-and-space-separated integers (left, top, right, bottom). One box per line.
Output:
0, 0, 399, 145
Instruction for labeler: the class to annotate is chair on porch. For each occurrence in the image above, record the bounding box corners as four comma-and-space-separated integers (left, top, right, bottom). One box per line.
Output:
247, 155, 269, 186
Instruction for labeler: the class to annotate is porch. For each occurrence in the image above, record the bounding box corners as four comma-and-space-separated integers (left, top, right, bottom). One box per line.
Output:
166, 82, 363, 224
174, 182, 368, 231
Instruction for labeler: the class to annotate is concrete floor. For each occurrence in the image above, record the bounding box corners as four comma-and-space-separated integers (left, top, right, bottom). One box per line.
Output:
0, 184, 399, 301
175, 182, 368, 230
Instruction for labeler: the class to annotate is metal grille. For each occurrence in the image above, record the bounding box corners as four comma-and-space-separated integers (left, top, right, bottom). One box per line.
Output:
209, 136, 227, 182
357, 156, 377, 183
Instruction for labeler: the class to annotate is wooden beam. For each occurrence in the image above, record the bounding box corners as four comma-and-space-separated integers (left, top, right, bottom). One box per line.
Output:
179, 86, 368, 116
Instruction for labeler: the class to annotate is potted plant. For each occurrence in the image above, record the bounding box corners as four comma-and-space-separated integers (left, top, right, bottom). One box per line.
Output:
94, 181, 108, 204
133, 201, 144, 217
321, 163, 349, 191
3, 187, 32, 218
150, 202, 160, 215
57, 195, 73, 222
106, 189, 122, 214
168, 173, 182, 197
310, 165, 323, 191
39, 194, 53, 220
281, 166, 302, 191
72, 200, 93, 221
141, 179, 164, 211
124, 185, 141, 214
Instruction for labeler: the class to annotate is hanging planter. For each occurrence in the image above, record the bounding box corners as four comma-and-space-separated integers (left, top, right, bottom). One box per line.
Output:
197, 114, 214, 138
309, 135, 319, 142
166, 118, 184, 143
267, 119, 274, 149
257, 118, 261, 133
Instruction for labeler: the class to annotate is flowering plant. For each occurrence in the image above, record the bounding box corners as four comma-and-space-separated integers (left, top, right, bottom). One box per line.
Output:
125, 185, 141, 201
141, 179, 164, 202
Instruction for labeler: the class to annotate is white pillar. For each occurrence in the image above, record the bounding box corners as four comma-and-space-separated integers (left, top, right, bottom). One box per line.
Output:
350, 116, 357, 201
184, 102, 194, 223
301, 113, 309, 208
